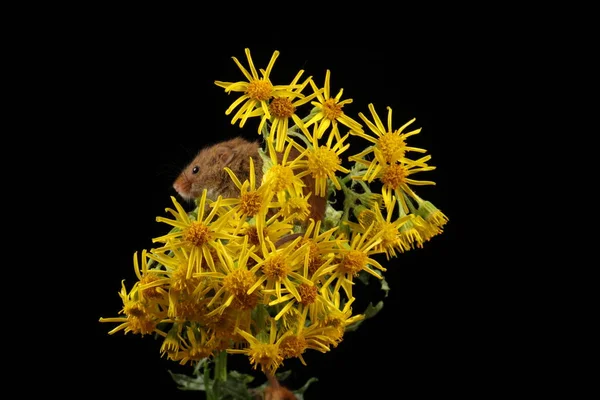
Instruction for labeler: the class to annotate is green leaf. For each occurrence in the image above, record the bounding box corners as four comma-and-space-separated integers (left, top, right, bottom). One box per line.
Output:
381, 277, 390, 298
213, 377, 254, 400
229, 370, 255, 385
294, 377, 319, 400
345, 300, 384, 332
364, 300, 384, 319
168, 370, 206, 391
275, 370, 292, 382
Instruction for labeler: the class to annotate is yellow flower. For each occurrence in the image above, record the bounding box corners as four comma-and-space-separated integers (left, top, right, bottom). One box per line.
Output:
221, 157, 274, 236
294, 123, 351, 197
318, 223, 386, 299
249, 70, 319, 151
262, 220, 344, 323
261, 139, 313, 223
160, 324, 182, 359
133, 249, 169, 301
145, 246, 205, 320
153, 191, 238, 278
196, 238, 260, 318
278, 306, 341, 365
417, 200, 449, 231
215, 48, 294, 130
346, 195, 413, 259
228, 319, 292, 375
315, 289, 364, 344
304, 69, 364, 139
170, 326, 217, 366
370, 154, 437, 212
349, 103, 427, 181
232, 213, 294, 257
99, 280, 168, 337
204, 306, 253, 350
247, 235, 311, 306
270, 193, 312, 224
263, 139, 306, 199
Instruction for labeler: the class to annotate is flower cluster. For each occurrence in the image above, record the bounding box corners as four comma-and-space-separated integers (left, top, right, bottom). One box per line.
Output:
100, 48, 448, 378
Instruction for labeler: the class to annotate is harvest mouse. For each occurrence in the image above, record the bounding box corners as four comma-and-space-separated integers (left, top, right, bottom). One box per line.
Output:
173, 136, 325, 222
173, 137, 263, 202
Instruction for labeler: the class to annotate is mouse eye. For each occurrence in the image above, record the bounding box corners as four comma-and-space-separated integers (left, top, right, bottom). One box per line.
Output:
192, 166, 199, 174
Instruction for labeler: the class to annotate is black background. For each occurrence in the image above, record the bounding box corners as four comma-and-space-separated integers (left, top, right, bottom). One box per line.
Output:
78, 41, 476, 398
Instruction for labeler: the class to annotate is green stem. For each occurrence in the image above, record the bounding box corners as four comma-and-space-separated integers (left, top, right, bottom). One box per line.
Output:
214, 350, 228, 383
207, 351, 228, 400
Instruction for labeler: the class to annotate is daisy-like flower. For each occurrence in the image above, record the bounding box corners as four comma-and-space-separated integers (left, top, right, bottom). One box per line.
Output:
215, 48, 296, 130
133, 249, 169, 302
349, 103, 427, 181
196, 238, 260, 318
264, 220, 340, 321
270, 193, 312, 224
146, 248, 204, 320
346, 195, 413, 259
278, 305, 342, 365
228, 319, 293, 375
204, 305, 253, 351
304, 69, 364, 139
232, 213, 295, 258
146, 246, 194, 291
160, 324, 182, 360
99, 280, 168, 337
262, 138, 306, 200
395, 185, 448, 241
221, 157, 274, 237
248, 70, 319, 151
170, 325, 217, 366
373, 153, 437, 212
246, 235, 312, 306
417, 200, 449, 231
296, 219, 343, 280
314, 288, 364, 344
294, 122, 351, 197
152, 191, 238, 278
318, 223, 386, 299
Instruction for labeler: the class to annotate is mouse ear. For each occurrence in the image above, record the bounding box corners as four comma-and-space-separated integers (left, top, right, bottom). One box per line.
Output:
215, 145, 237, 165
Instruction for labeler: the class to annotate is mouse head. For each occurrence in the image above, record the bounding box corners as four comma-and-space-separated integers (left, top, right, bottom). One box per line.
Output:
172, 139, 243, 201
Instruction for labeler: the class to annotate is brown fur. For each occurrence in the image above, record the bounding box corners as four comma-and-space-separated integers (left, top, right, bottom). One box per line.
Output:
173, 137, 326, 223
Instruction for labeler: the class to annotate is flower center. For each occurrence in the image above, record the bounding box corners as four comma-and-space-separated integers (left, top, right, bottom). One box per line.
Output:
223, 269, 258, 310
339, 250, 367, 275
240, 191, 262, 215
279, 335, 307, 359
322, 98, 343, 121
185, 222, 211, 247
249, 343, 282, 374
268, 165, 295, 192
307, 146, 340, 178
246, 79, 273, 101
124, 301, 146, 318
177, 299, 204, 322
262, 254, 289, 280
297, 283, 317, 305
223, 269, 256, 297
380, 163, 407, 189
379, 222, 399, 248
269, 97, 295, 119
378, 133, 406, 163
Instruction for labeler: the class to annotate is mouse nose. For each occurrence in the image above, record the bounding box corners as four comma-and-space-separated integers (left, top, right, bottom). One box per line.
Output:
173, 176, 191, 197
